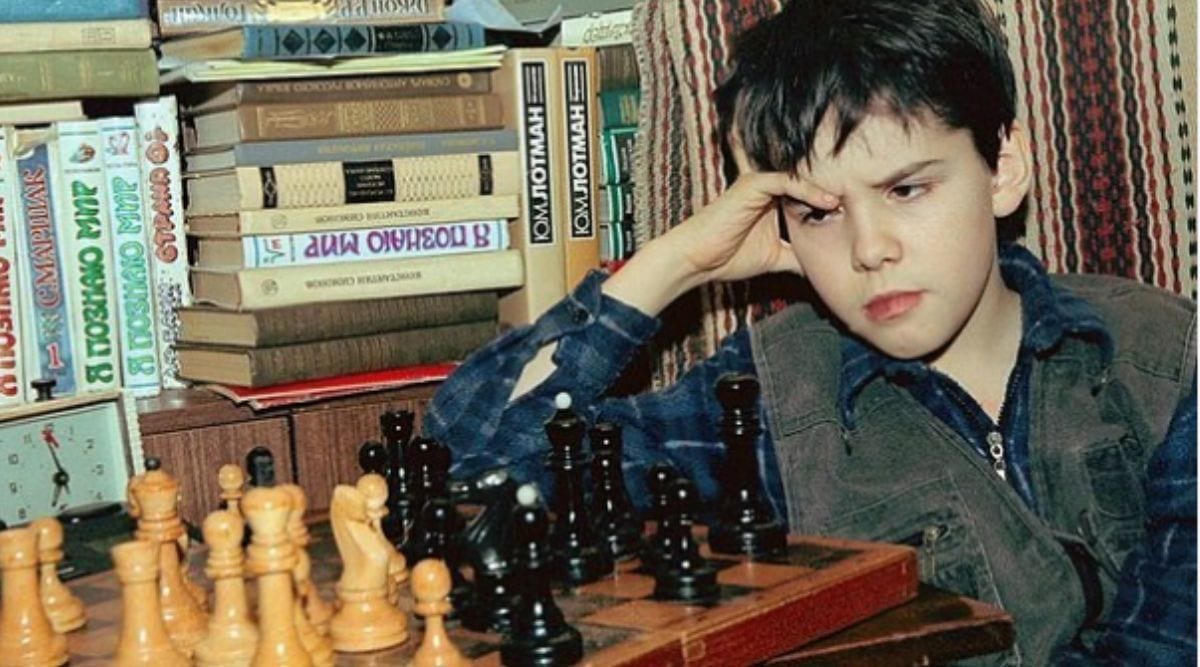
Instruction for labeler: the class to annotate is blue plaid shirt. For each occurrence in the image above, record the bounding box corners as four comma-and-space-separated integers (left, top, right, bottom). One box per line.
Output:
426, 244, 1196, 663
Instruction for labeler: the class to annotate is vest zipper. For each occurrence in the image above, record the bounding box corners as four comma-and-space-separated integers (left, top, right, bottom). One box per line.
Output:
896, 524, 947, 577
1076, 510, 1121, 580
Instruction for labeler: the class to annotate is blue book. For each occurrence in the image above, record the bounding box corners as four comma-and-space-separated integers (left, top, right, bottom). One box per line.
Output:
0, 0, 147, 22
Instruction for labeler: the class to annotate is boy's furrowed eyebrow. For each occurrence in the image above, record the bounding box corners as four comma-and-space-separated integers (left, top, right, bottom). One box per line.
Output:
869, 159, 943, 189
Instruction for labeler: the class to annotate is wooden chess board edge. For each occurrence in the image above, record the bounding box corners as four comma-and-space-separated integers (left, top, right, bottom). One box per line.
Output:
583, 546, 920, 666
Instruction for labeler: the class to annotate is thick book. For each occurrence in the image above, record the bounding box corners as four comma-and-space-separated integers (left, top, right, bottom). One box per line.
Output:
185, 152, 520, 216
157, 0, 445, 37
0, 129, 27, 405
557, 47, 603, 291
180, 70, 492, 115
161, 22, 485, 65
187, 194, 520, 237
99, 116, 161, 397
52, 120, 120, 393
183, 128, 516, 173
13, 131, 77, 396
177, 318, 495, 387
0, 0, 147, 22
0, 101, 84, 127
135, 96, 191, 390
195, 219, 509, 268
492, 47, 567, 330
0, 19, 152, 52
192, 248, 523, 310
178, 290, 498, 347
188, 93, 504, 149
0, 50, 157, 103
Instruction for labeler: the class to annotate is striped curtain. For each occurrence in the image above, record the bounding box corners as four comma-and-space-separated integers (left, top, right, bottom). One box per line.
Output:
630, 0, 1195, 387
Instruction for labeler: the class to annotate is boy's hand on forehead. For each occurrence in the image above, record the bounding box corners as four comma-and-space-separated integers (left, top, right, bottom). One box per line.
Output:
666, 141, 838, 284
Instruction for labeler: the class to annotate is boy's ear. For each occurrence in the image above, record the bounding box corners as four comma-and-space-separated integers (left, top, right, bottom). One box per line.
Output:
991, 121, 1032, 218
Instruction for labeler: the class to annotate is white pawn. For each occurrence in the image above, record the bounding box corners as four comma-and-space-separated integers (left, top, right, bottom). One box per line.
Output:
410, 559, 467, 667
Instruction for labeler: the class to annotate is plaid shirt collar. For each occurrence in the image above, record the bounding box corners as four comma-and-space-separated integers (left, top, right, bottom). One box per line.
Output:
837, 244, 1114, 426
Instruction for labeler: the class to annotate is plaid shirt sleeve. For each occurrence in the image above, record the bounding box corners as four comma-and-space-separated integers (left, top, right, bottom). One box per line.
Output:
1054, 383, 1197, 666
423, 269, 759, 509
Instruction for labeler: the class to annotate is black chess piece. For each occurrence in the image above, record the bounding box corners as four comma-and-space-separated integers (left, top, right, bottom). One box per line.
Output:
589, 422, 642, 561
544, 392, 612, 587
358, 440, 388, 476
244, 446, 276, 487
459, 468, 520, 633
641, 461, 679, 569
500, 484, 584, 667
708, 374, 787, 558
380, 410, 416, 544
653, 477, 719, 603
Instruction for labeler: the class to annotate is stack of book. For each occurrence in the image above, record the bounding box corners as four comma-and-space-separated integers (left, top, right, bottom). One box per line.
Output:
160, 0, 538, 388
595, 44, 640, 267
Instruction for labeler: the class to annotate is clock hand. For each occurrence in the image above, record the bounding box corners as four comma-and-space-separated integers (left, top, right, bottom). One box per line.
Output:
42, 425, 70, 504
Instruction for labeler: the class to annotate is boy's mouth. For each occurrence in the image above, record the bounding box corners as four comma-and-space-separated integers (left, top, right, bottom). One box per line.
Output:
864, 291, 923, 322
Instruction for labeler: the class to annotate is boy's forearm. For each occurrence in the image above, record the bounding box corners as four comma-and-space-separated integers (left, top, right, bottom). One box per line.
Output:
601, 235, 709, 317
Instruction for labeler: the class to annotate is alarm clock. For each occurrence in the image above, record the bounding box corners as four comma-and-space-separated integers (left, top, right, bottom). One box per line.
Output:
0, 389, 144, 527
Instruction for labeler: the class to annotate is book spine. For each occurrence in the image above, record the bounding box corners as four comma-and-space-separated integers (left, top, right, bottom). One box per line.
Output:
599, 87, 639, 128
14, 135, 77, 396
53, 120, 121, 393
558, 48, 602, 291
135, 96, 191, 390
157, 0, 444, 37
233, 152, 518, 210
244, 22, 484, 59
193, 249, 523, 309
243, 94, 503, 141
559, 8, 633, 48
229, 219, 507, 268
0, 50, 157, 103
202, 70, 492, 108
495, 48, 566, 329
601, 125, 637, 185
0, 129, 26, 405
0, 20, 152, 52
0, 0, 146, 22
249, 319, 495, 386
206, 129, 517, 168
190, 194, 519, 236
99, 117, 161, 398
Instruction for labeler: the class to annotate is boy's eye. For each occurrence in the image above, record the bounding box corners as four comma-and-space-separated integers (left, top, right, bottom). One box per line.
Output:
890, 183, 928, 200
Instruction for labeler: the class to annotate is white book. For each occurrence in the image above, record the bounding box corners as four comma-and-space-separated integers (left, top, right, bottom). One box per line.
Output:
0, 128, 26, 405
99, 116, 161, 398
135, 96, 190, 391
196, 219, 510, 269
54, 120, 121, 393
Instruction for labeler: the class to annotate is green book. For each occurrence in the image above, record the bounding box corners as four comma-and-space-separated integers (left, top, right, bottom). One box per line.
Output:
0, 50, 157, 102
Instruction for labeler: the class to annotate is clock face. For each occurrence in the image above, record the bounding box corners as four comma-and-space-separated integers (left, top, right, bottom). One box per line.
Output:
0, 400, 133, 525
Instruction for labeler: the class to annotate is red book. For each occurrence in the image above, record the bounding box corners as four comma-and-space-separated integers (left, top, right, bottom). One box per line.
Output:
203, 363, 456, 409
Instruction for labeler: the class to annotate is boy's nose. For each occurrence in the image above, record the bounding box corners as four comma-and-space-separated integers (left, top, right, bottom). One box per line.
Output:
850, 215, 902, 271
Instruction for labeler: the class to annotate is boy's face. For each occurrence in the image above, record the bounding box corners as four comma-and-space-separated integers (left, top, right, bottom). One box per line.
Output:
779, 110, 1030, 361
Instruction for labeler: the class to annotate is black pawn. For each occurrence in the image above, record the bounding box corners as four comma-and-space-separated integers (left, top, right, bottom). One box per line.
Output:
589, 423, 642, 561
459, 468, 520, 633
358, 440, 388, 476
653, 477, 719, 603
708, 374, 787, 558
380, 410, 416, 544
500, 484, 583, 667
641, 461, 679, 569
544, 392, 611, 587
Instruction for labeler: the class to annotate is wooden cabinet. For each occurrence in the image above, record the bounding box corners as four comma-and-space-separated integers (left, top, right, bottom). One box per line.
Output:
137, 384, 439, 527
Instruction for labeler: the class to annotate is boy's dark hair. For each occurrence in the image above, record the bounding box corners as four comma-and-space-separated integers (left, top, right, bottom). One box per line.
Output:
717, 0, 1017, 172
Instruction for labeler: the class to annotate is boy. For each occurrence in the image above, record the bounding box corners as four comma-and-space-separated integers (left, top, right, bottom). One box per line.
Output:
426, 0, 1196, 663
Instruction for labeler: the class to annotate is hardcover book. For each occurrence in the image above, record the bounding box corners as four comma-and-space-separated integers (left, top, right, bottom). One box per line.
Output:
183, 128, 516, 173
0, 50, 157, 103
98, 116, 161, 397
180, 70, 493, 115
191, 248, 523, 310
156, 0, 445, 37
187, 93, 504, 148
0, 0, 147, 22
195, 218, 510, 268
186, 194, 520, 237
492, 47, 567, 330
0, 101, 85, 127
185, 152, 520, 216
0, 19, 152, 53
0, 129, 26, 405
177, 318, 496, 387
13, 131, 77, 396
161, 22, 485, 65
557, 46, 603, 291
52, 120, 120, 394
135, 96, 191, 390
178, 290, 498, 347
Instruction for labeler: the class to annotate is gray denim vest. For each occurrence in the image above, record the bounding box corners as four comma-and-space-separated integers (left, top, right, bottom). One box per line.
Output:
750, 274, 1195, 665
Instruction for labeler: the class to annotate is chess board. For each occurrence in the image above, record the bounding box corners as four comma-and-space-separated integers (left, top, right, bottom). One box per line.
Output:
65, 524, 918, 666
